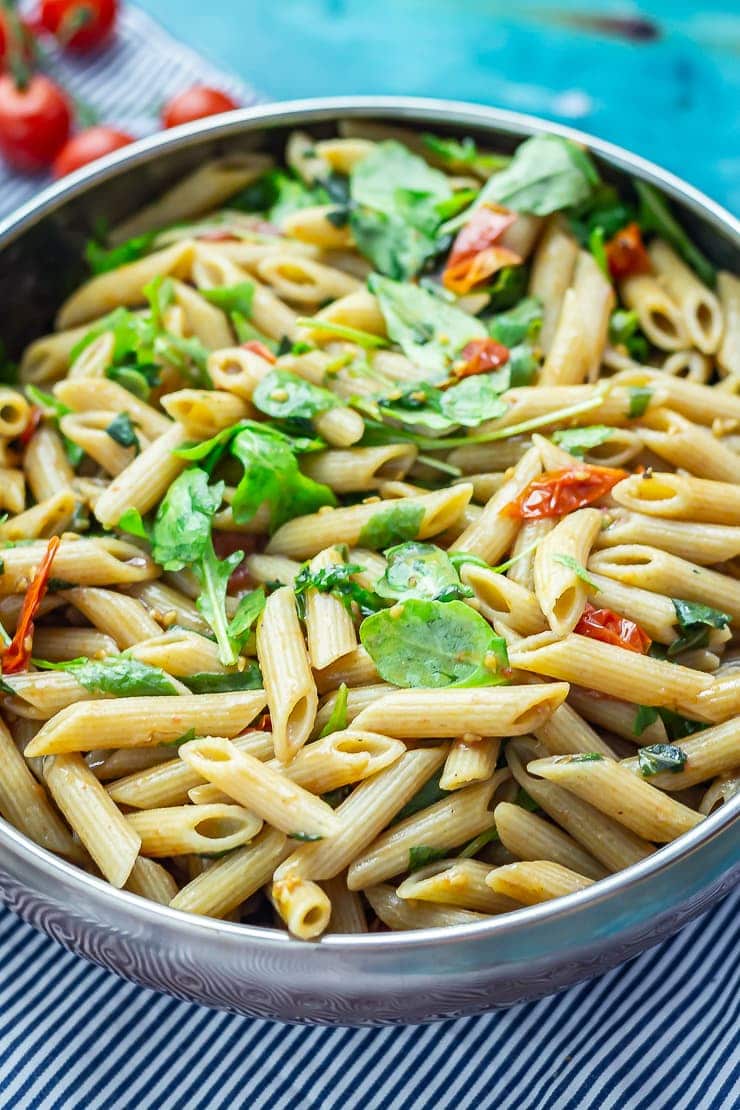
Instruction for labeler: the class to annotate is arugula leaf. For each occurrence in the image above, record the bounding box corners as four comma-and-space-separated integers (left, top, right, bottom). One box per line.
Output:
570, 752, 604, 762
421, 133, 509, 176
608, 308, 648, 362
408, 845, 448, 871
195, 540, 244, 666
252, 369, 338, 426
458, 826, 500, 858
552, 425, 613, 458
151, 469, 223, 572
634, 180, 716, 287
483, 264, 529, 311
202, 281, 255, 318
352, 140, 451, 213
633, 704, 659, 737
357, 502, 425, 551
231, 168, 330, 223
569, 183, 634, 245
375, 542, 472, 603
360, 598, 509, 688
25, 384, 85, 467
229, 422, 336, 530
393, 770, 450, 823
488, 296, 542, 347
164, 727, 198, 748
668, 599, 731, 657
375, 376, 507, 432
633, 704, 706, 743
448, 551, 489, 572
36, 657, 179, 696
105, 412, 139, 450
85, 231, 157, 275
181, 665, 263, 694
552, 554, 598, 589
293, 561, 384, 618
295, 318, 388, 349
627, 386, 652, 418
107, 364, 155, 401
319, 683, 349, 738
368, 273, 486, 381
638, 743, 688, 777
227, 588, 266, 649
462, 134, 599, 221
589, 225, 608, 275
117, 507, 150, 540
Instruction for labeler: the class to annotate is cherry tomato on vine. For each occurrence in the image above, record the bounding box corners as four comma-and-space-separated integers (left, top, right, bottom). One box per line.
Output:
0, 73, 71, 171
38, 0, 117, 52
52, 125, 134, 177
161, 85, 239, 129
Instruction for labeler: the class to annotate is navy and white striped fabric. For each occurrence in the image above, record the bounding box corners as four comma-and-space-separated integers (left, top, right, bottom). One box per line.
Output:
1, 8, 739, 1106
0, 5, 258, 220
1, 891, 738, 1108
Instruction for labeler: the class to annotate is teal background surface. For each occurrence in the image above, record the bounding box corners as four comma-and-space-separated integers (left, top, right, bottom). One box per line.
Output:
139, 0, 739, 213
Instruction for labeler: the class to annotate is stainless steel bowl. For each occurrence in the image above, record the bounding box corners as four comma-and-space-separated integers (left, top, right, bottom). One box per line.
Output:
0, 98, 738, 1025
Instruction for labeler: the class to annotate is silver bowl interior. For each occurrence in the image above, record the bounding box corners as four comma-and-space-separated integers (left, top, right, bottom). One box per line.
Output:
0, 98, 738, 1023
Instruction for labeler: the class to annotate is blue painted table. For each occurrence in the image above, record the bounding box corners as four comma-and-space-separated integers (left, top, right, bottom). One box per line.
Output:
140, 0, 739, 213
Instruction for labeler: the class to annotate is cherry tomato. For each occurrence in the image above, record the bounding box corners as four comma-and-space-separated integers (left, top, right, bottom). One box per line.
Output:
503, 464, 627, 520
0, 73, 71, 171
575, 602, 652, 654
161, 85, 239, 129
241, 339, 277, 364
18, 405, 43, 447
38, 0, 117, 51
1, 535, 60, 673
52, 125, 133, 178
443, 204, 521, 294
455, 337, 509, 378
605, 222, 651, 280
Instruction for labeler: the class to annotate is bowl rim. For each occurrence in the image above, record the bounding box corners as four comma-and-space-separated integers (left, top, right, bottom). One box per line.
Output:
0, 95, 737, 953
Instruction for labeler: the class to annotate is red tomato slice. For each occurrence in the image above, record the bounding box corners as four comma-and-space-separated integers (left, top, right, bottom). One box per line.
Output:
18, 405, 42, 447
442, 205, 521, 295
575, 602, 652, 654
605, 222, 651, 280
1, 535, 60, 673
455, 337, 510, 378
503, 465, 627, 519
241, 340, 277, 364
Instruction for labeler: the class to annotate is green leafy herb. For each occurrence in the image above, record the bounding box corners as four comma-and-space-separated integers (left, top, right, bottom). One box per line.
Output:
570, 752, 604, 762
105, 412, 139, 450
165, 727, 197, 748
633, 704, 659, 736
181, 666, 263, 694
448, 551, 489, 572
609, 308, 648, 362
408, 845, 448, 871
357, 502, 425, 551
360, 598, 509, 688
488, 296, 542, 347
455, 134, 599, 225
195, 542, 244, 666
421, 133, 509, 175
516, 788, 540, 812
295, 318, 387, 349
323, 785, 352, 808
25, 384, 84, 467
633, 704, 706, 743
319, 682, 349, 738
106, 365, 155, 400
85, 231, 157, 275
226, 588, 266, 650
589, 225, 608, 275
374, 376, 508, 433
293, 561, 384, 618
569, 183, 634, 246
638, 743, 688, 777
36, 656, 179, 696
634, 180, 715, 287
368, 273, 485, 381
458, 826, 500, 858
151, 469, 223, 571
290, 832, 324, 842
375, 542, 472, 603
483, 264, 529, 311
202, 281, 255, 318
627, 386, 652, 418
393, 770, 450, 823
552, 425, 613, 458
231, 168, 330, 223
668, 599, 731, 658
552, 554, 598, 589
117, 507, 150, 540
253, 369, 338, 427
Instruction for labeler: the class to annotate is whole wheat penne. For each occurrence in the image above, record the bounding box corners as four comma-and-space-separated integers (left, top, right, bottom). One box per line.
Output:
169, 826, 287, 918
493, 802, 607, 880
270, 877, 332, 939
637, 408, 740, 483
649, 240, 723, 354
486, 860, 594, 904
365, 884, 486, 930
125, 858, 179, 904
717, 271, 740, 377
440, 736, 501, 791
323, 874, 368, 933
303, 547, 357, 670
567, 687, 668, 746
533, 507, 602, 635
127, 803, 263, 857
449, 447, 541, 563
533, 700, 617, 758
396, 858, 520, 914
620, 717, 740, 789
460, 564, 546, 636
257, 586, 317, 762
596, 509, 740, 564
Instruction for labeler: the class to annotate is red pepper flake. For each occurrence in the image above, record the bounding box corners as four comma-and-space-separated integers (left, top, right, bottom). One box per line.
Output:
18, 405, 42, 448
455, 337, 510, 378
575, 601, 652, 654
1, 535, 60, 674
605, 222, 651, 280
443, 204, 521, 295
503, 465, 628, 520
241, 340, 277, 364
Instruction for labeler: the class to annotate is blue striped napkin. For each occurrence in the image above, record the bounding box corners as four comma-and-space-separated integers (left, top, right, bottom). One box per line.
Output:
0, 7, 738, 1106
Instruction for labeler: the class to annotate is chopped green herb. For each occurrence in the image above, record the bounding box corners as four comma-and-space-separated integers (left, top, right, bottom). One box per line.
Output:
667, 599, 731, 658
421, 133, 509, 175
105, 412, 139, 450
319, 683, 349, 737
408, 845, 448, 871
589, 226, 608, 275
290, 832, 324, 842
227, 588, 266, 650
35, 656, 179, 697
552, 554, 598, 589
458, 825, 500, 858
117, 507, 149, 540
375, 542, 472, 603
638, 743, 688, 777
85, 231, 157, 275
356, 502, 425, 551
293, 561, 383, 618
608, 308, 648, 362
552, 425, 613, 458
570, 752, 604, 762
633, 704, 706, 743
202, 281, 255, 318
165, 727, 197, 748
252, 369, 339, 429
25, 384, 85, 467
488, 296, 542, 347
627, 386, 652, 418
295, 318, 388, 349
181, 666, 263, 694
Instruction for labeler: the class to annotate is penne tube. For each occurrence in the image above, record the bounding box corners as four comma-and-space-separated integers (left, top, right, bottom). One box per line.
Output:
396, 858, 520, 914
160, 388, 249, 439
533, 507, 602, 635
588, 545, 740, 622
352, 683, 569, 739
274, 746, 448, 883
699, 772, 740, 816
717, 271, 740, 377
54, 377, 171, 439
0, 489, 76, 541
567, 686, 668, 746
93, 424, 189, 529
686, 673, 740, 725
256, 253, 360, 305
169, 826, 287, 919
25, 691, 267, 756
282, 204, 355, 249
60, 411, 138, 477
191, 245, 299, 341
125, 858, 179, 905
62, 586, 163, 648
613, 367, 740, 428
541, 251, 614, 384
128, 580, 208, 634
24, 425, 75, 500
19, 321, 99, 385
178, 736, 339, 838
365, 884, 486, 930
440, 736, 501, 791
315, 646, 380, 693
44, 753, 140, 886
611, 471, 740, 525
244, 552, 300, 588
2, 671, 105, 720
31, 626, 119, 662
660, 349, 712, 384
494, 802, 607, 880
257, 586, 317, 762
270, 877, 332, 939
509, 633, 711, 710
460, 564, 547, 636
597, 509, 740, 565
0, 467, 25, 515
301, 444, 417, 492
620, 717, 740, 790
506, 738, 655, 871
529, 216, 579, 353
323, 874, 368, 933
313, 683, 393, 736
312, 406, 365, 448
449, 446, 541, 563
486, 860, 593, 904
619, 273, 688, 351
528, 754, 704, 841
649, 240, 723, 354
267, 484, 473, 559
91, 746, 175, 781
586, 571, 679, 644
637, 408, 740, 484
125, 629, 227, 677
303, 547, 357, 670
533, 700, 618, 758
207, 344, 273, 400
347, 775, 506, 890
171, 279, 233, 349
126, 803, 263, 857
0, 537, 158, 595
0, 719, 81, 859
